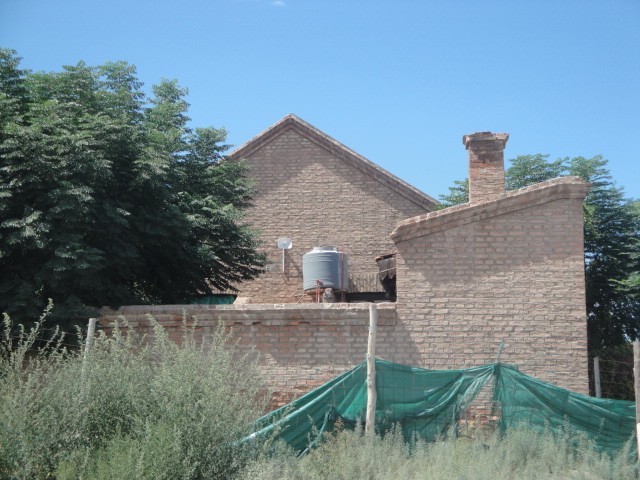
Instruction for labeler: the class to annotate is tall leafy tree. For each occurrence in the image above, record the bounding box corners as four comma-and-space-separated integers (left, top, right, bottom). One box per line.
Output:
567, 156, 640, 352
505, 154, 565, 190
0, 49, 265, 330
619, 201, 640, 293
438, 154, 640, 354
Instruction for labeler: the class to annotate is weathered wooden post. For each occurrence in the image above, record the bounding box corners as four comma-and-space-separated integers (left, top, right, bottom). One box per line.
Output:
365, 303, 378, 436
593, 356, 601, 398
81, 317, 98, 390
84, 317, 97, 358
633, 341, 640, 460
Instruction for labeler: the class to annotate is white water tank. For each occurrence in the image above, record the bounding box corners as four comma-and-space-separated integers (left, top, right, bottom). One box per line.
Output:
302, 246, 349, 293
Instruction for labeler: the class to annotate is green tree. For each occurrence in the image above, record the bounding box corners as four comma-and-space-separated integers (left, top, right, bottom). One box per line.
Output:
438, 179, 468, 208
567, 156, 640, 352
0, 49, 265, 329
438, 154, 640, 354
619, 201, 640, 293
505, 154, 564, 190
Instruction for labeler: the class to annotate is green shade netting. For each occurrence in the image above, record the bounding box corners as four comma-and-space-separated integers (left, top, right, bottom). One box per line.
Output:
495, 363, 636, 453
245, 360, 495, 453
244, 360, 636, 456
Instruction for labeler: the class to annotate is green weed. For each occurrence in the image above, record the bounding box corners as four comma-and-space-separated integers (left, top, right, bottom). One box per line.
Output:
242, 426, 638, 480
0, 312, 268, 479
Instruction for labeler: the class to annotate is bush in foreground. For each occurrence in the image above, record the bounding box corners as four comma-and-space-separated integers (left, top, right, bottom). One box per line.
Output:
242, 426, 638, 480
0, 313, 268, 479
2, 310, 637, 479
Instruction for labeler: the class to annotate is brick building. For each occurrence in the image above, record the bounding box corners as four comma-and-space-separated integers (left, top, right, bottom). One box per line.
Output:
390, 132, 589, 392
101, 117, 590, 401
228, 114, 437, 303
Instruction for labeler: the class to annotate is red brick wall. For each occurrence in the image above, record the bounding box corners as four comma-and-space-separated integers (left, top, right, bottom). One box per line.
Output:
233, 125, 431, 302
99, 126, 591, 403
100, 303, 399, 408
391, 177, 590, 393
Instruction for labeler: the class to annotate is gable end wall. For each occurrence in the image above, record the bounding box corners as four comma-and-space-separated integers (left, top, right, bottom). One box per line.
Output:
235, 127, 430, 302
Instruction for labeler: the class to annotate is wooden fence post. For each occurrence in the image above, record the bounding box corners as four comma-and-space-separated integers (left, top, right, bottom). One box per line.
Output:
84, 317, 97, 359
81, 317, 98, 389
633, 341, 640, 460
365, 303, 378, 436
593, 356, 601, 398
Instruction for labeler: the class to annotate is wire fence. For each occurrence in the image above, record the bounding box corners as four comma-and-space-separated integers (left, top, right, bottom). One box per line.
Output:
589, 347, 635, 400
3, 325, 85, 351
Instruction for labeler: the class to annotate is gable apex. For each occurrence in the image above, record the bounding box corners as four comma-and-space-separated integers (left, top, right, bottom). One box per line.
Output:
229, 114, 437, 211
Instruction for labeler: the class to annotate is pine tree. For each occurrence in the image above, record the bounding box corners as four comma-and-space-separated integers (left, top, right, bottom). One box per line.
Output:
567, 156, 640, 351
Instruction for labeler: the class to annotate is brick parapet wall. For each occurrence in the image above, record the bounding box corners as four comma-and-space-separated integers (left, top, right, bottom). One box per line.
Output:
99, 181, 591, 403
100, 303, 399, 408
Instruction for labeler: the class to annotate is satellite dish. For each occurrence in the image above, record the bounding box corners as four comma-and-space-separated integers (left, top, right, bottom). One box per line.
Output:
277, 237, 293, 250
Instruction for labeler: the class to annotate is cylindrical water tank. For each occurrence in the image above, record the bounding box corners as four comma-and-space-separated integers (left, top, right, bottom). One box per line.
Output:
302, 246, 349, 293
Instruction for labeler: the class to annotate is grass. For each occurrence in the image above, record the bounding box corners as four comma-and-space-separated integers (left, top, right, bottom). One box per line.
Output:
241, 425, 638, 480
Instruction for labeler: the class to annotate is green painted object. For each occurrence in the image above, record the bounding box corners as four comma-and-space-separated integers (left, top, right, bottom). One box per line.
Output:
244, 360, 635, 456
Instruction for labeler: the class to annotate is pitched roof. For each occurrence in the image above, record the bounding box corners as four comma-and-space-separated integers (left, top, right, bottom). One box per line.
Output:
229, 114, 438, 211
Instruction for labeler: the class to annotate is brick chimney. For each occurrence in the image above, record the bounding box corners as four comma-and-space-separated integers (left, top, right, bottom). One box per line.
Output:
463, 132, 509, 204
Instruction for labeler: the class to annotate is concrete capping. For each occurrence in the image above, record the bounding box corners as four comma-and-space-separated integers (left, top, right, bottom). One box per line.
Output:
390, 176, 589, 243
100, 302, 397, 313
229, 114, 438, 211
463, 132, 509, 150
99, 302, 398, 327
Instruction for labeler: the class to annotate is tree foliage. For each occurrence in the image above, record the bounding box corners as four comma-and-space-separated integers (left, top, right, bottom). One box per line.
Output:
437, 179, 468, 209
0, 49, 265, 329
438, 154, 640, 353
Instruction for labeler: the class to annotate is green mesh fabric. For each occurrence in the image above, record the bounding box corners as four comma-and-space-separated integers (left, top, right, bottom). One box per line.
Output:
245, 360, 635, 455
495, 363, 635, 453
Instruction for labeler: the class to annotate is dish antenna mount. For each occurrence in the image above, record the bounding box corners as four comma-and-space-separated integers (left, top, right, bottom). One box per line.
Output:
277, 237, 293, 272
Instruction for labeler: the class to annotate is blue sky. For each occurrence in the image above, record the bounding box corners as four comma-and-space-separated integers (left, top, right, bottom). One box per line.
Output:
2, 0, 639, 201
